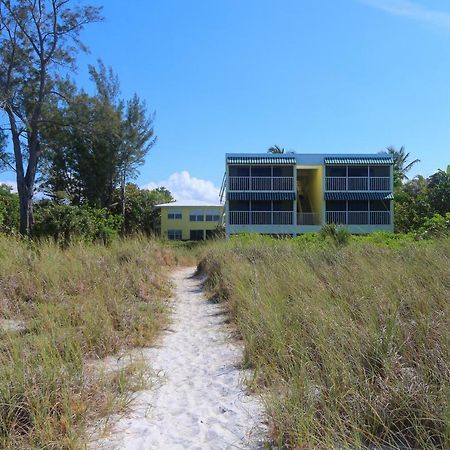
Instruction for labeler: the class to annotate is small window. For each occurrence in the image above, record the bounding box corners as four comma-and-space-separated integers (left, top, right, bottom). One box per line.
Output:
348, 166, 368, 177
168, 230, 182, 240
168, 210, 182, 220
370, 166, 390, 177
326, 166, 346, 177
190, 230, 204, 240
206, 215, 221, 222
189, 210, 204, 222
348, 200, 368, 211
326, 200, 346, 211
251, 166, 271, 177
229, 166, 250, 177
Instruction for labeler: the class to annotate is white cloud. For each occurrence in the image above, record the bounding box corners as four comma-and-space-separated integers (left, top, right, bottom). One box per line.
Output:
0, 180, 17, 192
143, 171, 221, 203
357, 0, 450, 28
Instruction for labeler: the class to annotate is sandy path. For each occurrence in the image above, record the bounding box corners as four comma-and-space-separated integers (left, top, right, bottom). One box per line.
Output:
91, 267, 266, 450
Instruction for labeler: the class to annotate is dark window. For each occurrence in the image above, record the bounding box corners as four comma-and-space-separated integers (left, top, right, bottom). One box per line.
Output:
326, 200, 346, 211
168, 211, 182, 219
251, 201, 272, 211
190, 230, 204, 240
348, 166, 368, 177
229, 166, 250, 177
326, 166, 346, 177
370, 200, 390, 211
189, 214, 204, 222
206, 214, 221, 222
251, 166, 271, 177
370, 166, 390, 177
168, 230, 182, 240
348, 200, 368, 211
229, 200, 249, 211
273, 200, 293, 211
273, 166, 292, 177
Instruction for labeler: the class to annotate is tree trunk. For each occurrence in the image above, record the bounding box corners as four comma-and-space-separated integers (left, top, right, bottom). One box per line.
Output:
121, 169, 126, 234
17, 180, 34, 235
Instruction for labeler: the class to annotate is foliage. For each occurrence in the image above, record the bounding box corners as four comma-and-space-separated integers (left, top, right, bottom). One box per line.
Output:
0, 184, 19, 233
395, 168, 450, 233
267, 145, 285, 154
418, 213, 450, 239
40, 62, 156, 210
32, 202, 123, 245
319, 223, 351, 246
200, 238, 450, 449
386, 145, 420, 186
0, 0, 102, 234
110, 184, 173, 235
0, 236, 175, 448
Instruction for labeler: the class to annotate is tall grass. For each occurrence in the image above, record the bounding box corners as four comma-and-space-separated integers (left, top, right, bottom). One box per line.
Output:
0, 236, 177, 449
200, 236, 450, 449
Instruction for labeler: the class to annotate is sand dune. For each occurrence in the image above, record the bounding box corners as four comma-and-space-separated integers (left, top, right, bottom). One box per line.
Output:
90, 267, 266, 450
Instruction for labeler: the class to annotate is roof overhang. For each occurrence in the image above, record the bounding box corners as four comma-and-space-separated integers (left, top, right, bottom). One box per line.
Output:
227, 156, 296, 165
227, 192, 296, 201
324, 192, 394, 201
324, 157, 393, 165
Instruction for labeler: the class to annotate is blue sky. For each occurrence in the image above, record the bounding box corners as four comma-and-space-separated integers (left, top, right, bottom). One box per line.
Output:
2, 0, 450, 201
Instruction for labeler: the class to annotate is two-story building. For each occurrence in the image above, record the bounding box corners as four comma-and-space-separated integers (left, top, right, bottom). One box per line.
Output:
222, 153, 394, 236
155, 201, 224, 240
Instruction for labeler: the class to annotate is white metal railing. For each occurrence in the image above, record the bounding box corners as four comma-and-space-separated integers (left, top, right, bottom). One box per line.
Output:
370, 177, 391, 191
229, 211, 294, 225
326, 211, 391, 225
228, 177, 294, 191
326, 177, 390, 191
297, 213, 321, 225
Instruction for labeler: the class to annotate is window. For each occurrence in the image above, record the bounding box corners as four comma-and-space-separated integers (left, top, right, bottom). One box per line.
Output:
348, 166, 368, 177
348, 200, 368, 211
190, 230, 204, 240
251, 166, 271, 177
370, 200, 390, 211
370, 166, 390, 177
326, 166, 346, 177
326, 200, 346, 211
168, 210, 182, 220
229, 200, 249, 211
205, 210, 221, 222
229, 166, 250, 177
273, 166, 292, 177
168, 230, 182, 240
189, 210, 204, 222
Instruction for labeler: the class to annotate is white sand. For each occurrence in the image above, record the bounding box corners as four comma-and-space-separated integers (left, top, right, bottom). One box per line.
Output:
90, 267, 266, 450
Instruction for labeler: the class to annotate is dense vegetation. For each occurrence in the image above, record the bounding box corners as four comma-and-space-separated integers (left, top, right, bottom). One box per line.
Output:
200, 235, 450, 449
0, 237, 188, 449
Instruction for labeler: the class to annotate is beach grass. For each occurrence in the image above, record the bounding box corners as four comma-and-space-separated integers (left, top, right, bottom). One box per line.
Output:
199, 235, 450, 449
0, 236, 176, 449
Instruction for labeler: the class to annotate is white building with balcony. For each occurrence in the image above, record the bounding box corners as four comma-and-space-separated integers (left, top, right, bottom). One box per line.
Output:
221, 153, 394, 236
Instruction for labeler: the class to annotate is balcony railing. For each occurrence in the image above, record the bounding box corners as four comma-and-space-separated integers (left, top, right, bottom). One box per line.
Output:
326, 211, 391, 225
326, 177, 391, 191
229, 211, 294, 225
297, 212, 321, 225
229, 176, 294, 191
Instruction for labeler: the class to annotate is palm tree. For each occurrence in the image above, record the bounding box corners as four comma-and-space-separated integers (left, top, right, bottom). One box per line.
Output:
386, 146, 420, 182
268, 145, 285, 154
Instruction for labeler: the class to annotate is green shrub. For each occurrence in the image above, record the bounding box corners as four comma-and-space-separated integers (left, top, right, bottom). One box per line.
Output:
418, 213, 450, 239
33, 203, 123, 245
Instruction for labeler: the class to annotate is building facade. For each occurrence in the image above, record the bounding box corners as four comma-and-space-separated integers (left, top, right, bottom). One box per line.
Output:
222, 153, 394, 236
155, 201, 224, 240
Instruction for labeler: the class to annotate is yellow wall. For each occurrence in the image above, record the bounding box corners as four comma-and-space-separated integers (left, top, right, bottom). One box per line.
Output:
297, 165, 323, 219
160, 205, 224, 240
